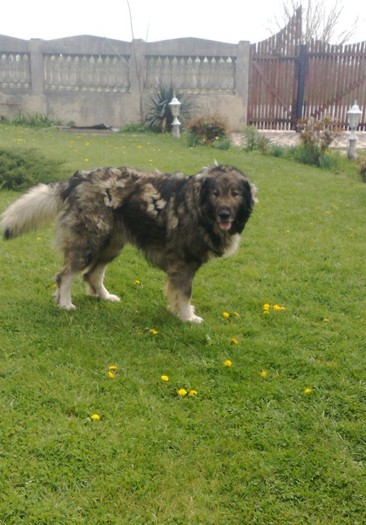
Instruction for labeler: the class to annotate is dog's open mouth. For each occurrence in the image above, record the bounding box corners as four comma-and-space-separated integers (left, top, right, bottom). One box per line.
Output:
218, 220, 232, 231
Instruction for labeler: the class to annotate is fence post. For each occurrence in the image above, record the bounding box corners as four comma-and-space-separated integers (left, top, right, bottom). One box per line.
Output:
236, 41, 251, 127
25, 39, 47, 115
294, 44, 307, 128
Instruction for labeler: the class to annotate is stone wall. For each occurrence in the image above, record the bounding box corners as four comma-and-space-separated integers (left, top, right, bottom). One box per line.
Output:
0, 34, 250, 130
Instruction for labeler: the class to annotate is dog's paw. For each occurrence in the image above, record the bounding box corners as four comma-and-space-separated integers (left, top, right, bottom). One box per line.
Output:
58, 302, 76, 310
188, 314, 204, 324
103, 294, 121, 302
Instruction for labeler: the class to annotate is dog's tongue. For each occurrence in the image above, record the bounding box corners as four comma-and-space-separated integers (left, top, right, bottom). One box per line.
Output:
219, 221, 232, 231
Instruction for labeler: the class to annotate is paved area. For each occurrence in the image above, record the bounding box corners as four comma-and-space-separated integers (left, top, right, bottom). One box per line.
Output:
232, 131, 366, 150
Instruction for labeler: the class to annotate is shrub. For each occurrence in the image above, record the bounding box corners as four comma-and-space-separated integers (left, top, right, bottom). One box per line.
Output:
358, 156, 366, 182
145, 85, 192, 133
242, 125, 272, 153
212, 135, 232, 151
187, 114, 228, 145
295, 116, 341, 167
119, 123, 147, 133
1, 112, 62, 128
0, 148, 65, 191
243, 125, 260, 151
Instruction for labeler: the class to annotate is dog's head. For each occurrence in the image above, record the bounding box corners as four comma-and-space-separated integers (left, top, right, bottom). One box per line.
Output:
198, 165, 257, 234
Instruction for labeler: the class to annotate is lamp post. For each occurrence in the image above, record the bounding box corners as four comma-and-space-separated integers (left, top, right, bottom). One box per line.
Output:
347, 101, 362, 159
169, 96, 181, 138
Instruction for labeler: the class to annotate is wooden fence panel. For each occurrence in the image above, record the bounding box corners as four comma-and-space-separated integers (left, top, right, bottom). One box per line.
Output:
248, 8, 366, 130
304, 40, 366, 129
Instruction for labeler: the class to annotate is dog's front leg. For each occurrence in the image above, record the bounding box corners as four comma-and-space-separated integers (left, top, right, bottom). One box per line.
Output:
165, 266, 203, 324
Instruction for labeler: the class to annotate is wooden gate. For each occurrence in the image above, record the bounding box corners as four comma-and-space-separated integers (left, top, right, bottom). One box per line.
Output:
248, 8, 366, 130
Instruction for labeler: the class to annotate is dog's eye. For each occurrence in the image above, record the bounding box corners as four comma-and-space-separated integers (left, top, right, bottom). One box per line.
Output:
211, 190, 219, 198
232, 189, 241, 197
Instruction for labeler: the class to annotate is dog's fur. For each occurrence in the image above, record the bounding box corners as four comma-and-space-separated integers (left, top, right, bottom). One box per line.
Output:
1, 164, 256, 322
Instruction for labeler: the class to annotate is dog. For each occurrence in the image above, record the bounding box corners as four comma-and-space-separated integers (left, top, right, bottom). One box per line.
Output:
1, 163, 256, 323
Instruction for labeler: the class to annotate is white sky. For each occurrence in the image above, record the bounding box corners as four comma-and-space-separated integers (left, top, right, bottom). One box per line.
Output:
1, 0, 365, 45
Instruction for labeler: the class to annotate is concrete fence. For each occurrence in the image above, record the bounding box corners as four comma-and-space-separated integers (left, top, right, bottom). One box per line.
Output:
0, 34, 251, 130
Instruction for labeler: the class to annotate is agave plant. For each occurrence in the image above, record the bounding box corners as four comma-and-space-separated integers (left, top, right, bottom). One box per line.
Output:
144, 84, 192, 133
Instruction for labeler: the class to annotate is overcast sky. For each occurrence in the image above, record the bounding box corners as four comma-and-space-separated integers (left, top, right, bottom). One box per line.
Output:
1, 0, 365, 45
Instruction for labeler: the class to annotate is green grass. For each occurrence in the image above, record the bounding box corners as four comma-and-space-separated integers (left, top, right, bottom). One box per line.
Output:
0, 125, 365, 524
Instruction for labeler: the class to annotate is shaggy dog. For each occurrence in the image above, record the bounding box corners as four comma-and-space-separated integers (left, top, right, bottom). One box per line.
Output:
1, 164, 256, 323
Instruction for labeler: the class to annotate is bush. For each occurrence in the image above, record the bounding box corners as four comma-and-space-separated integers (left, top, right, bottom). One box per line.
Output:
358, 156, 366, 182
212, 135, 232, 151
243, 125, 260, 151
0, 148, 65, 191
119, 123, 147, 133
1, 112, 62, 128
186, 114, 228, 145
242, 126, 272, 153
295, 116, 341, 167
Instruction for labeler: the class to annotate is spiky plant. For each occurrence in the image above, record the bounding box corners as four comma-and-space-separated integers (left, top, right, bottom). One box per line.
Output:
145, 84, 192, 133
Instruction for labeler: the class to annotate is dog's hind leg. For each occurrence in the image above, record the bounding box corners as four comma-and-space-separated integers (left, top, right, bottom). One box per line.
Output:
83, 262, 120, 302
165, 266, 203, 323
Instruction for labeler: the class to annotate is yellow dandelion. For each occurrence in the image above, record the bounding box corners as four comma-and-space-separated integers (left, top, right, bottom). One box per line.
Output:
232, 311, 240, 318
224, 359, 233, 367
108, 365, 118, 371
274, 304, 286, 312
304, 387, 313, 395
188, 389, 198, 396
134, 279, 142, 286
177, 388, 188, 397
161, 375, 169, 382
262, 303, 271, 314
230, 338, 239, 345
149, 328, 159, 335
91, 413, 101, 421
107, 371, 117, 379
259, 370, 268, 378
222, 312, 230, 319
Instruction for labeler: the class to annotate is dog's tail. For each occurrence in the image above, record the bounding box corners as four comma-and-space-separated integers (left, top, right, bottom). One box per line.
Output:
1, 183, 63, 239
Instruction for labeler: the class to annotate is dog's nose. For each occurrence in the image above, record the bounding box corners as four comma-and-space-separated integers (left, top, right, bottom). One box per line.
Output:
218, 209, 231, 221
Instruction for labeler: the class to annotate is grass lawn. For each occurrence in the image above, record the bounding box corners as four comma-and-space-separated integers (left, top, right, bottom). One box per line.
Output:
0, 125, 365, 524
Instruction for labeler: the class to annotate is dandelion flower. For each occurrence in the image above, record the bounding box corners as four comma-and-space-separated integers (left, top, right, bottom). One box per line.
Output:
232, 311, 240, 318
134, 279, 142, 286
304, 387, 313, 395
161, 375, 169, 382
177, 388, 188, 397
188, 389, 198, 396
149, 328, 159, 335
107, 365, 118, 379
222, 312, 230, 319
230, 338, 239, 345
259, 370, 268, 378
224, 359, 233, 367
91, 413, 101, 421
274, 304, 286, 312
262, 303, 270, 314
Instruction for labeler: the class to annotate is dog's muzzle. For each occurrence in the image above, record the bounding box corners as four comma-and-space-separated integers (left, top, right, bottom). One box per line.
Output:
217, 208, 232, 231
